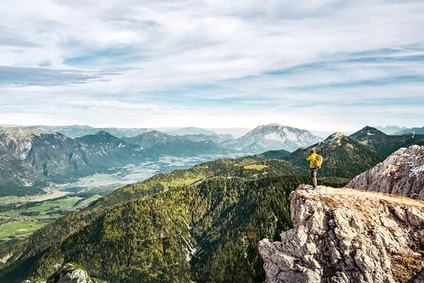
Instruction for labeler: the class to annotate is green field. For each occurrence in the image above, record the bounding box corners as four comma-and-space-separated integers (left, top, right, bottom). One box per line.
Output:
0, 194, 102, 243
0, 221, 45, 241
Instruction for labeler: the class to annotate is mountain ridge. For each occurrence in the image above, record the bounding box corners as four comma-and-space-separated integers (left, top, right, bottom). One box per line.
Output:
349, 126, 424, 155
347, 145, 424, 200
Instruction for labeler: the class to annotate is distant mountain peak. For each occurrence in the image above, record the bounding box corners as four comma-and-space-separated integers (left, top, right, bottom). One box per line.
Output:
256, 123, 292, 130
321, 132, 345, 145
261, 123, 283, 127
95, 130, 113, 136
356, 126, 386, 136
0, 127, 55, 140
235, 124, 322, 153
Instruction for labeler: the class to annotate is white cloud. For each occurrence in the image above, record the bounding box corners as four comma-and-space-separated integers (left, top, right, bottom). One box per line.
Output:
0, 0, 423, 130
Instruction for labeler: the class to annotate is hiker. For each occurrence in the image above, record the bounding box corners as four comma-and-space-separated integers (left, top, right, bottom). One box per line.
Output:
306, 148, 322, 190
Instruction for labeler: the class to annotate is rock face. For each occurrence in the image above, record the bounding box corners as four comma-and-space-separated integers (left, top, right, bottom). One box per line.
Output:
0, 127, 146, 196
347, 145, 424, 200
259, 185, 424, 283
46, 263, 98, 283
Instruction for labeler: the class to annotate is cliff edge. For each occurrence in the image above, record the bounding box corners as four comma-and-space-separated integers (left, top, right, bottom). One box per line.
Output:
259, 185, 424, 283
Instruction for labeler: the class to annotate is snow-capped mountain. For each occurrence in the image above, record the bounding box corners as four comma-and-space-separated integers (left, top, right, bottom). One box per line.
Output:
228, 123, 322, 153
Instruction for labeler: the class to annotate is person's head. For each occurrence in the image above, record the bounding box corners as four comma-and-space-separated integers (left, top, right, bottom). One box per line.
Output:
310, 148, 316, 155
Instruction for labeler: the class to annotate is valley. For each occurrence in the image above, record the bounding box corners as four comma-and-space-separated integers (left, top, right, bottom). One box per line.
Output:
0, 153, 244, 244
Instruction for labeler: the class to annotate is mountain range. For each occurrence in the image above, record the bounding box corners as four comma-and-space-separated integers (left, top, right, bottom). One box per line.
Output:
1, 124, 424, 282
1, 124, 423, 197
375, 125, 408, 135
0, 128, 145, 196
253, 126, 424, 178
350, 126, 424, 155
395, 126, 424, 135
0, 124, 325, 196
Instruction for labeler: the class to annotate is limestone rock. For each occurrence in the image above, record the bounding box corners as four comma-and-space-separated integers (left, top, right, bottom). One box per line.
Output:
346, 145, 424, 200
259, 185, 424, 283
46, 263, 100, 283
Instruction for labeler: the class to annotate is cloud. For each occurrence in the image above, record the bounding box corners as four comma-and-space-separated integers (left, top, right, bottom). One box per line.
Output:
0, 0, 423, 130
0, 66, 115, 86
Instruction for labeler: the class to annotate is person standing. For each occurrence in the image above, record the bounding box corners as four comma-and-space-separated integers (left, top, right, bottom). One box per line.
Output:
306, 148, 319, 190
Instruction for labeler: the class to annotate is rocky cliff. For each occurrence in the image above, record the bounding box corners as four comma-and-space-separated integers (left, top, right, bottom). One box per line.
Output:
44, 262, 103, 283
259, 185, 424, 283
347, 145, 424, 200
0, 128, 145, 196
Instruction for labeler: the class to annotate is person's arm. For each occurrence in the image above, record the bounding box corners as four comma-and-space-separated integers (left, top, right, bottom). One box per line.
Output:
306, 154, 313, 161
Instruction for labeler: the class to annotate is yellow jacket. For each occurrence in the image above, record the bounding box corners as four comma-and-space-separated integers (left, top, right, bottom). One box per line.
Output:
306, 153, 317, 168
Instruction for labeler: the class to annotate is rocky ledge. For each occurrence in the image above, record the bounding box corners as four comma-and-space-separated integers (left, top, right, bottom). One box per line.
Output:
259, 185, 424, 283
45, 262, 102, 283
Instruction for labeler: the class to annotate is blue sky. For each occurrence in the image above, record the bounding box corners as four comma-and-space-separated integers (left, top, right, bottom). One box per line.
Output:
0, 0, 423, 131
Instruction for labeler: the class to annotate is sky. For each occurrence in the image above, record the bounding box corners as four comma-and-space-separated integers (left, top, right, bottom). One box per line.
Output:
0, 0, 424, 131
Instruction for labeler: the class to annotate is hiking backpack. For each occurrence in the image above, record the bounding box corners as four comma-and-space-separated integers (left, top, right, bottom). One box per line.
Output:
313, 154, 323, 168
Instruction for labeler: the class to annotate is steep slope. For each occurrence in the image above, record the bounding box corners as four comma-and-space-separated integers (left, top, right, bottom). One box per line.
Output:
259, 186, 424, 283
287, 133, 385, 178
21, 176, 347, 283
350, 126, 424, 156
347, 145, 424, 200
0, 145, 43, 196
75, 131, 144, 167
0, 128, 150, 196
46, 262, 104, 283
0, 157, 306, 280
0, 128, 91, 187
228, 124, 322, 153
